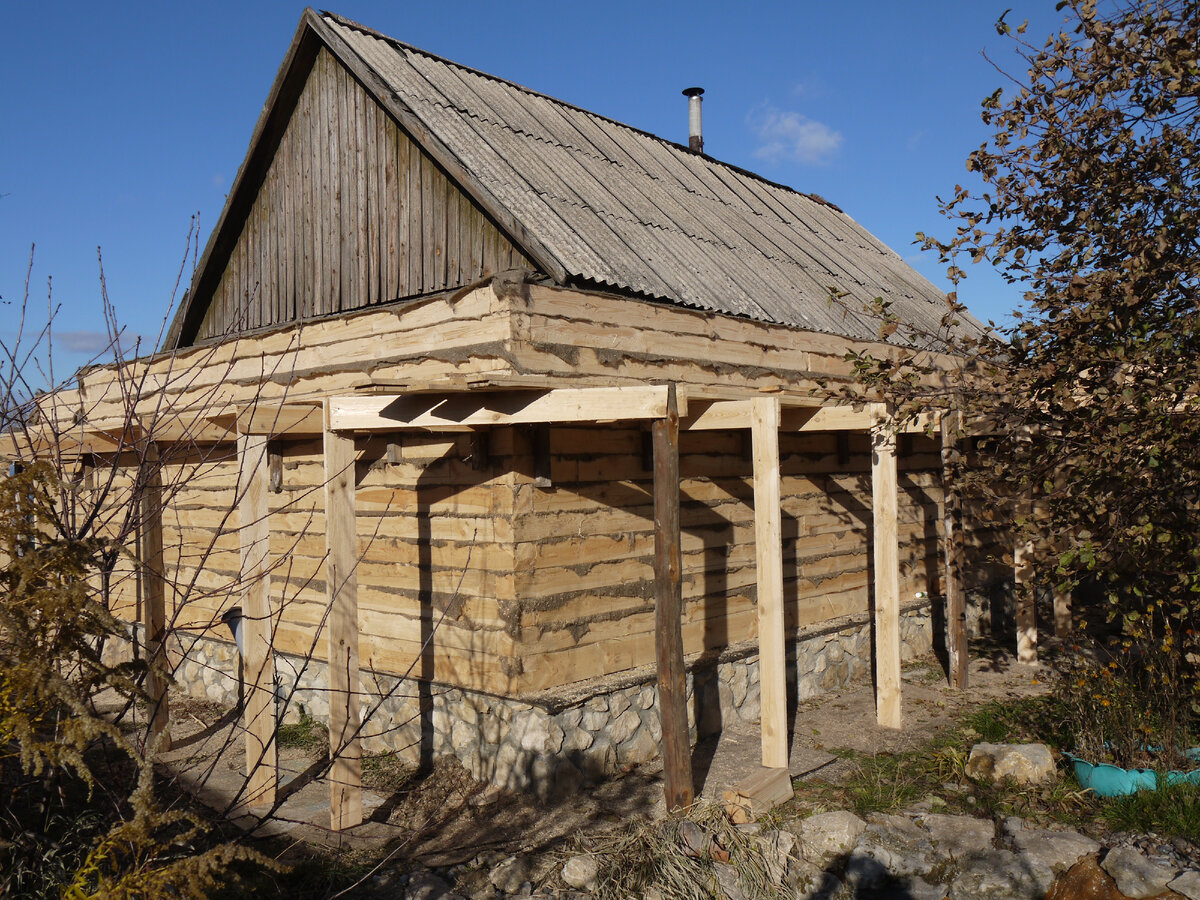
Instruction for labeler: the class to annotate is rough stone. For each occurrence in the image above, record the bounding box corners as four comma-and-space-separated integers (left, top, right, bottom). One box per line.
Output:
562, 725, 594, 752
797, 810, 867, 862
404, 872, 464, 899
558, 707, 583, 729
1046, 856, 1129, 900
851, 815, 939, 883
966, 742, 1057, 784
951, 848, 1050, 899
712, 862, 747, 900
1170, 870, 1200, 900
918, 812, 995, 859
1101, 846, 1179, 898
616, 726, 658, 766
1009, 826, 1102, 876
754, 829, 796, 885
488, 856, 532, 894
608, 692, 631, 717
580, 708, 610, 732
561, 855, 599, 891
512, 711, 551, 752
607, 708, 641, 746
450, 720, 477, 753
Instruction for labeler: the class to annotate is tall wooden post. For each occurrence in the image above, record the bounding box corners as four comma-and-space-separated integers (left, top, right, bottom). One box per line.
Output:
1014, 507, 1037, 664
871, 405, 902, 729
751, 397, 788, 768
1053, 585, 1072, 637
237, 433, 276, 808
139, 442, 170, 750
940, 412, 968, 689
653, 384, 693, 811
324, 403, 362, 830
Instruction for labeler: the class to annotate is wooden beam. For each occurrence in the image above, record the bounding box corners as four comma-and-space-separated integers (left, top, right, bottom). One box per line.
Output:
1053, 585, 1072, 637
653, 385, 693, 811
683, 400, 940, 434
1015, 514, 1037, 664
328, 386, 677, 431
139, 442, 170, 750
941, 411, 968, 689
237, 433, 276, 809
323, 402, 362, 830
870, 405, 902, 729
751, 397, 788, 769
234, 401, 323, 436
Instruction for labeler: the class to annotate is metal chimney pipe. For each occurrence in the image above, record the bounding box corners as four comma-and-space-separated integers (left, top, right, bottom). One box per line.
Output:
683, 87, 704, 153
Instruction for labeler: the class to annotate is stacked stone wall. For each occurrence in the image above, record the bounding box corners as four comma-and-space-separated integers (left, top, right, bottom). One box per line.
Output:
107, 604, 933, 797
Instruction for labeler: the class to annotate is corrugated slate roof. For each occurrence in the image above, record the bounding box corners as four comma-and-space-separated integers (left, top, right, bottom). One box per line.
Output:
324, 12, 976, 344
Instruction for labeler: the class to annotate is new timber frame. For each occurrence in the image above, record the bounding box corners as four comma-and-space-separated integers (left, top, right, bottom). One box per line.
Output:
215, 382, 954, 827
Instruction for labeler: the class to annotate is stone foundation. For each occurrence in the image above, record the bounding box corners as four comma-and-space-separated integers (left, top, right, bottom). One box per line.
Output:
109, 603, 933, 797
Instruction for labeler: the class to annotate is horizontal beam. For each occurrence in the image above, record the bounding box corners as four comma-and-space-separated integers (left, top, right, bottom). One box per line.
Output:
328, 386, 680, 432
232, 402, 323, 436
683, 400, 941, 434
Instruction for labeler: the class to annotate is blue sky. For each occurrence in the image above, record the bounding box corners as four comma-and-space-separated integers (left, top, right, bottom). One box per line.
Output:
0, 1, 1066, 378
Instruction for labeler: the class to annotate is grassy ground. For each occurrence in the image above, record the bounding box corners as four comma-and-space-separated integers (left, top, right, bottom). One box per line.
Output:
786, 694, 1200, 842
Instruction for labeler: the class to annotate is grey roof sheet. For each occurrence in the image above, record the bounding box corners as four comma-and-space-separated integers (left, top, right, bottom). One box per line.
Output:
324, 13, 979, 344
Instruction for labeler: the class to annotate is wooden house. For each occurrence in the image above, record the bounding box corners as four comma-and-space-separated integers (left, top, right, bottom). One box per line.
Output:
20, 10, 1011, 828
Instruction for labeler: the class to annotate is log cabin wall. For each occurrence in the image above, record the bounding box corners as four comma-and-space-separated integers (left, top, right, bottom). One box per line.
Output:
510, 425, 947, 693
193, 47, 531, 343
105, 430, 523, 696
60, 284, 1007, 701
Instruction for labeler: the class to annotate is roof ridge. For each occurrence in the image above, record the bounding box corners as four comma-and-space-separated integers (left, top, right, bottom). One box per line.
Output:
318, 9, 842, 214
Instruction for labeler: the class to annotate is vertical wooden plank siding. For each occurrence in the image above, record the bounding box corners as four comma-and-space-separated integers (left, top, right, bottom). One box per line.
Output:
870, 405, 902, 729
941, 412, 968, 689
751, 397, 788, 769
653, 385, 693, 811
193, 49, 532, 342
237, 433, 277, 809
324, 404, 362, 830
139, 442, 170, 749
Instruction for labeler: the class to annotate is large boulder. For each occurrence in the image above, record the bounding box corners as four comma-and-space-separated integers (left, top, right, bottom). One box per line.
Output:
966, 742, 1057, 784
1101, 846, 1180, 899
917, 812, 996, 858
796, 810, 866, 862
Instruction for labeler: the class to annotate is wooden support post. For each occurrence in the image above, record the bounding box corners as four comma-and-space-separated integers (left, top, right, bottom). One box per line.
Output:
324, 404, 362, 830
941, 412, 968, 689
1053, 585, 1072, 638
870, 405, 902, 729
237, 433, 276, 809
653, 384, 693, 811
139, 442, 170, 750
1015, 516, 1037, 664
751, 397, 788, 769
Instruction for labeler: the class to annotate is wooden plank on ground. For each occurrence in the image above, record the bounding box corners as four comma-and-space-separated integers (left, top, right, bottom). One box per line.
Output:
870, 405, 902, 729
139, 442, 170, 750
751, 396, 787, 769
329, 386, 677, 431
324, 402, 362, 830
653, 384, 693, 811
941, 411, 968, 689
722, 765, 794, 824
237, 433, 276, 809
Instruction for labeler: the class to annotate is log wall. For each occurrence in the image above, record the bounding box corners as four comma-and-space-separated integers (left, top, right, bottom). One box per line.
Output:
42, 283, 1006, 699
509, 425, 947, 692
